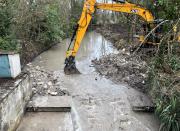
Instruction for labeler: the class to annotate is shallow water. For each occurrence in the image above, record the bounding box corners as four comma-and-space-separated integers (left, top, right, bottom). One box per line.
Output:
33, 31, 118, 73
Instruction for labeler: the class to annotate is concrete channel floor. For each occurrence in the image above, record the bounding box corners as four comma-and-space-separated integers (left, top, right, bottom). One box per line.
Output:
16, 96, 73, 131
16, 112, 73, 131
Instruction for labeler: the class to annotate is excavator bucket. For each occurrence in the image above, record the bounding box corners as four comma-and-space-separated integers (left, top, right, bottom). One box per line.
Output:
64, 65, 80, 75
64, 56, 80, 75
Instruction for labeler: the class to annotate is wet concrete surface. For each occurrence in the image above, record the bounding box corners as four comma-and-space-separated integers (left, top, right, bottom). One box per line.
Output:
17, 112, 73, 131
32, 31, 159, 131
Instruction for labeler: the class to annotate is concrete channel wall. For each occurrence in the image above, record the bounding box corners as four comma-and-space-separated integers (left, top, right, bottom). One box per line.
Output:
0, 74, 32, 131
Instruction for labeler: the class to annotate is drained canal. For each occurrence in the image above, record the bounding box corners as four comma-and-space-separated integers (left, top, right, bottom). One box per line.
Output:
28, 31, 159, 131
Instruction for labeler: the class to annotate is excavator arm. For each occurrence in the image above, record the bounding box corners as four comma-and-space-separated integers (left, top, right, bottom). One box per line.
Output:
64, 0, 154, 75
64, 0, 96, 74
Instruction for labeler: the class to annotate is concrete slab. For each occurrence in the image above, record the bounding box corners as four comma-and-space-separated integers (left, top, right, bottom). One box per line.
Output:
16, 112, 73, 131
27, 96, 72, 112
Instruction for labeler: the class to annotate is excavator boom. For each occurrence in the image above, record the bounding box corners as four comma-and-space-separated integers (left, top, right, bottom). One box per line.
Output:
64, 0, 154, 75
96, 2, 154, 22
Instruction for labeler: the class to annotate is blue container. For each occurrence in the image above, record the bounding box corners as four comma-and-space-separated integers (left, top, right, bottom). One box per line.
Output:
0, 53, 21, 78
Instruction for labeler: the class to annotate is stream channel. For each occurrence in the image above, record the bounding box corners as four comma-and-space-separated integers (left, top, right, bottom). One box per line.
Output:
26, 31, 159, 131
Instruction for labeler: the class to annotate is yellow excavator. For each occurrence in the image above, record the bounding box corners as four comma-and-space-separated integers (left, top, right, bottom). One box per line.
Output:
64, 0, 178, 75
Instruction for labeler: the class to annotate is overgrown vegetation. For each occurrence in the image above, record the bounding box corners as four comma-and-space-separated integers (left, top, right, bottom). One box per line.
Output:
0, 0, 83, 64
0, 1, 18, 51
148, 38, 180, 130
153, 0, 180, 20
14, 0, 76, 45
146, 1, 180, 130
120, 1, 180, 130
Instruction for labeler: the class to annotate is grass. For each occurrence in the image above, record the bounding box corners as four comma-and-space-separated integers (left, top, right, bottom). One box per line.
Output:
156, 97, 180, 131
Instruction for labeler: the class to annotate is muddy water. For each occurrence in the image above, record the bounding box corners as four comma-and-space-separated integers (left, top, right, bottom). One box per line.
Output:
33, 31, 159, 131
33, 31, 118, 73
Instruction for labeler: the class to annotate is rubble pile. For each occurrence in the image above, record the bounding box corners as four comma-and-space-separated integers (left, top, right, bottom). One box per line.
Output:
92, 52, 148, 92
26, 64, 69, 96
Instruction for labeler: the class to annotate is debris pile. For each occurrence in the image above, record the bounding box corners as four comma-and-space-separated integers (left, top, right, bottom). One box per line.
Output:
26, 64, 69, 96
92, 52, 148, 92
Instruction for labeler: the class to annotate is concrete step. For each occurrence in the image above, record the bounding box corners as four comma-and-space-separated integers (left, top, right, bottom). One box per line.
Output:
26, 96, 72, 112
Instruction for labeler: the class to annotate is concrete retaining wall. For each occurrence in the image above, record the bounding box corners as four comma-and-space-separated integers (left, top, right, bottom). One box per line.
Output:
0, 74, 32, 131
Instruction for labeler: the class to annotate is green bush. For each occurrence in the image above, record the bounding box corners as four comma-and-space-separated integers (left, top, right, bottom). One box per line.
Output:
0, 1, 13, 36
21, 1, 65, 45
0, 0, 84, 52
155, 0, 180, 20
33, 3, 65, 44
0, 36, 18, 52
0, 1, 18, 51
169, 55, 180, 71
